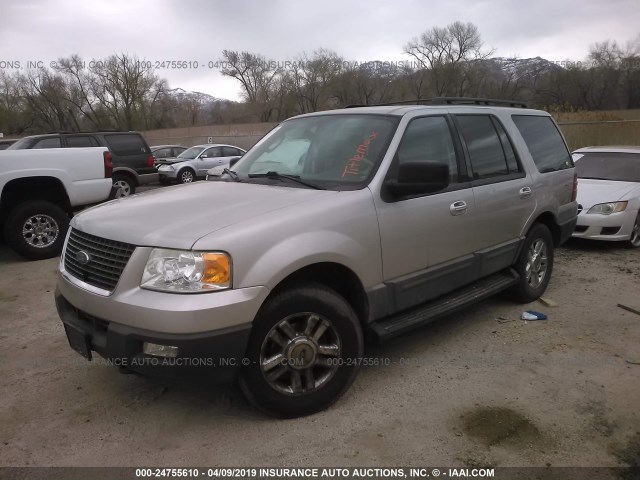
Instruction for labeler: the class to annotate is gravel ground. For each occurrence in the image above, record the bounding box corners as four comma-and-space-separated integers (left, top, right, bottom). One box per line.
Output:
0, 238, 639, 469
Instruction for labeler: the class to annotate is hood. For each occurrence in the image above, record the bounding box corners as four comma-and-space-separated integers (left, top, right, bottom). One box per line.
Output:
155, 157, 185, 165
72, 182, 336, 249
576, 179, 640, 209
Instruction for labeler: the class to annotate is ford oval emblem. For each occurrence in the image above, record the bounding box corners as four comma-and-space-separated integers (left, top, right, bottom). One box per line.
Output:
76, 251, 91, 265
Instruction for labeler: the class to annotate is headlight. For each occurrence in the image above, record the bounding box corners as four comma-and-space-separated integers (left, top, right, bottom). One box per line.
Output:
159, 165, 174, 171
586, 201, 628, 215
141, 249, 231, 293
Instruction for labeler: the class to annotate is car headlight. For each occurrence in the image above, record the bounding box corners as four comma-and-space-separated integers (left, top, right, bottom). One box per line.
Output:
586, 201, 628, 215
141, 249, 231, 293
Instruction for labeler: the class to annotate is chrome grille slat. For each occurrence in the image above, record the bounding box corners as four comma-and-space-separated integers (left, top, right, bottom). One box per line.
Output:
63, 229, 135, 292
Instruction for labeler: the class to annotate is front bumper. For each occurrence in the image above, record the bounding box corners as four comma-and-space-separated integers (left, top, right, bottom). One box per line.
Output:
157, 166, 179, 179
56, 291, 252, 380
572, 209, 635, 242
56, 246, 270, 380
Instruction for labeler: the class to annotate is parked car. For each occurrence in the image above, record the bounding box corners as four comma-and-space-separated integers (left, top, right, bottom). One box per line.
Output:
0, 139, 17, 150
8, 132, 157, 196
0, 147, 115, 259
157, 144, 246, 184
571, 146, 640, 247
151, 144, 187, 162
55, 98, 577, 417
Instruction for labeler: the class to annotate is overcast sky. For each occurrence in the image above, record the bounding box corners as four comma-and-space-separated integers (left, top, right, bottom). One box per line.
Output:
1, 0, 638, 100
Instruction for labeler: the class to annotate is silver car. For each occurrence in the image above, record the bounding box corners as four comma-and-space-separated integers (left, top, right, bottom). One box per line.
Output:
157, 144, 246, 184
572, 146, 640, 247
56, 99, 577, 417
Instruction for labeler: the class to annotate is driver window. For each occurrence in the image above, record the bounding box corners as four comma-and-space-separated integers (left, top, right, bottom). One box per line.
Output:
397, 116, 458, 183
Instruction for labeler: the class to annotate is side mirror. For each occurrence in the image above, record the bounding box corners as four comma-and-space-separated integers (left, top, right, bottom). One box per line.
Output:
385, 161, 449, 197
229, 156, 240, 167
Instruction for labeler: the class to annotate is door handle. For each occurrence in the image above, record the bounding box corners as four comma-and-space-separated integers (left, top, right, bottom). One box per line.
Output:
519, 186, 532, 199
450, 200, 468, 215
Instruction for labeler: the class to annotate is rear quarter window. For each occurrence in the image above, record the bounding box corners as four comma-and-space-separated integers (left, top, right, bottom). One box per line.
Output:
104, 134, 149, 155
512, 115, 573, 173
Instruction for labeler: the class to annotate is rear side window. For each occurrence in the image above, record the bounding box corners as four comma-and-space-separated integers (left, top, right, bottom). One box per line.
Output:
153, 148, 172, 158
396, 116, 459, 182
512, 115, 573, 173
456, 115, 513, 179
104, 134, 148, 155
222, 146, 243, 156
66, 136, 98, 148
33, 138, 61, 149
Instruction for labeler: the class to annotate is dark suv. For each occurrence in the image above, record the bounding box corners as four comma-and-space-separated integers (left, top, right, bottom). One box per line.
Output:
8, 132, 157, 196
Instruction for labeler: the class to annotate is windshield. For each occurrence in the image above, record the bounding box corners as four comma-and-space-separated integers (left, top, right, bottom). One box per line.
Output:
177, 146, 206, 159
6, 138, 32, 150
232, 114, 399, 190
574, 152, 640, 182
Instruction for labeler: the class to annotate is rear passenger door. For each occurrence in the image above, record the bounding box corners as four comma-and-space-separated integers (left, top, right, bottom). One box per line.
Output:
453, 114, 535, 275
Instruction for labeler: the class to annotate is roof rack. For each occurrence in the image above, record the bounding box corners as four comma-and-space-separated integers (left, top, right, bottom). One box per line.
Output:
345, 97, 528, 108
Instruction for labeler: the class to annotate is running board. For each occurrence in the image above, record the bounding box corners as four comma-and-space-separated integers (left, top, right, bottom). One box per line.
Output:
369, 269, 519, 341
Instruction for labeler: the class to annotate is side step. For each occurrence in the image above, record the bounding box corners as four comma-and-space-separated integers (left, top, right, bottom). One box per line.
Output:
369, 269, 519, 342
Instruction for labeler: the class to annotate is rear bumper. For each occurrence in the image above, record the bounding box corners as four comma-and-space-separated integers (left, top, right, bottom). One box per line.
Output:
55, 290, 252, 381
558, 216, 578, 245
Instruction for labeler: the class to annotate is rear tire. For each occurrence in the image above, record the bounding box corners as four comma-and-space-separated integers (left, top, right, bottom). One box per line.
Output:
510, 223, 554, 303
177, 168, 195, 184
239, 283, 364, 418
4, 201, 69, 260
112, 173, 136, 197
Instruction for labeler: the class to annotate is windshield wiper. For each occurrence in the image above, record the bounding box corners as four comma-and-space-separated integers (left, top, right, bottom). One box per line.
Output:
248, 171, 325, 190
222, 168, 242, 182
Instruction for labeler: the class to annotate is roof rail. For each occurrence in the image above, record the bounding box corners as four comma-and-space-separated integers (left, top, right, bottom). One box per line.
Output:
345, 97, 528, 108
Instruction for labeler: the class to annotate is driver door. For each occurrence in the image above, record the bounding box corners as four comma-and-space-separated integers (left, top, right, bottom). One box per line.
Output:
197, 146, 222, 176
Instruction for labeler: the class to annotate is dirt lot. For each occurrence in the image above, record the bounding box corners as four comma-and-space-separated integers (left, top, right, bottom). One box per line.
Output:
0, 238, 639, 469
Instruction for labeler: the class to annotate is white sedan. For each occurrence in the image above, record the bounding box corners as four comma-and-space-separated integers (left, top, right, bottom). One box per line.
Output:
572, 146, 640, 247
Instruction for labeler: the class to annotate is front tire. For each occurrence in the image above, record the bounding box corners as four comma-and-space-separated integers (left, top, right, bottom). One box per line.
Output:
177, 168, 195, 184
239, 284, 364, 418
510, 223, 554, 303
628, 211, 640, 248
3, 201, 69, 260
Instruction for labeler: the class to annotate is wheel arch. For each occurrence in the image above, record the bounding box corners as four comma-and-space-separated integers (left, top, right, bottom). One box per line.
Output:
265, 262, 369, 329
1, 176, 71, 218
527, 211, 562, 246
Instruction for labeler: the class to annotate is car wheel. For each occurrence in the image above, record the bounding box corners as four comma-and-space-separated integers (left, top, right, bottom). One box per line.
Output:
112, 174, 136, 197
510, 223, 554, 303
177, 168, 195, 184
3, 201, 69, 260
628, 211, 640, 248
239, 283, 364, 418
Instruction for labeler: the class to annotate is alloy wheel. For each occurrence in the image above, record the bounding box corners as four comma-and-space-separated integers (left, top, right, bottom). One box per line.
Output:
22, 214, 59, 248
525, 239, 548, 288
260, 313, 341, 395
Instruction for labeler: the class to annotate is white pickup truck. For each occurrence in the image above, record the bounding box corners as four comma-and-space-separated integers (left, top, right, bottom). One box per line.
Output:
0, 147, 115, 260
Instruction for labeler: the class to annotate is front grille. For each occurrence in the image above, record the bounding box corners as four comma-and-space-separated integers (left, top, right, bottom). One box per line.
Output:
64, 229, 136, 292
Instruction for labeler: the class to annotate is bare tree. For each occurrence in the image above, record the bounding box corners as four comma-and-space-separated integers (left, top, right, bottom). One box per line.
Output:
404, 21, 493, 96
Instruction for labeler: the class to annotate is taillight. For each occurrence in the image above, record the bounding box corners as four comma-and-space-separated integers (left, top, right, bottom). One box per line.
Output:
147, 154, 155, 168
103, 151, 113, 178
572, 172, 578, 202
